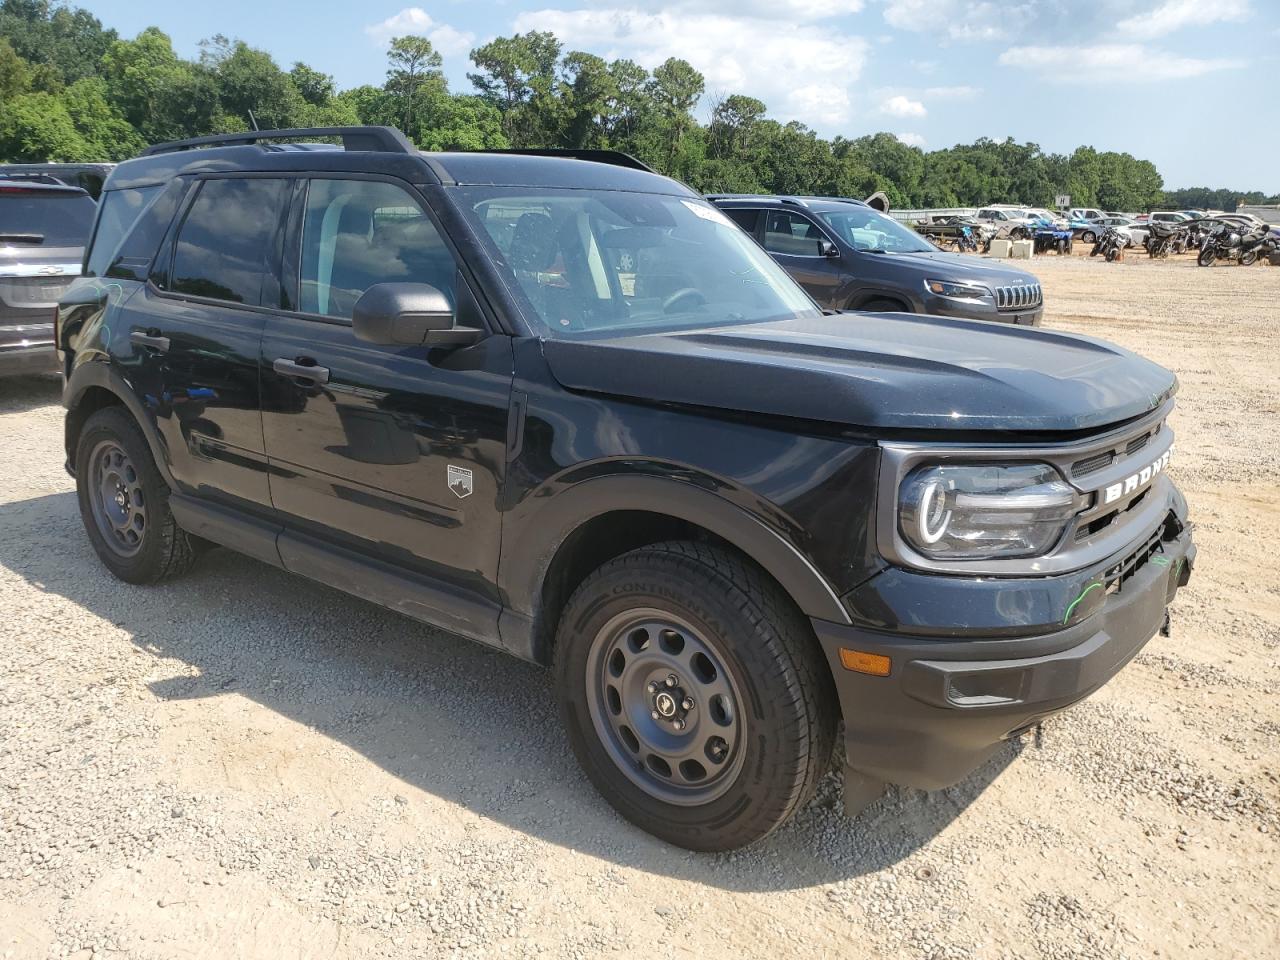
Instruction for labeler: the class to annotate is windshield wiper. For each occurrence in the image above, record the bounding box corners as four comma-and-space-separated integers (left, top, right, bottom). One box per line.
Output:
0, 233, 44, 244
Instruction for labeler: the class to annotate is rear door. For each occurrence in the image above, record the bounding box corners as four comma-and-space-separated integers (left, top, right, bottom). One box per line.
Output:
259, 176, 512, 614
760, 209, 844, 308
126, 175, 288, 514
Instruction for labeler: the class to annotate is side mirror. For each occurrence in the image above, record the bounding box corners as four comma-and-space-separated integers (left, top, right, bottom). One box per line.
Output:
819, 240, 840, 258
352, 283, 483, 348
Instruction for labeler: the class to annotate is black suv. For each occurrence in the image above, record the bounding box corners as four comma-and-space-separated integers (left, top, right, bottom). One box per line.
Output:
710, 195, 1044, 325
1, 180, 97, 377
58, 127, 1194, 851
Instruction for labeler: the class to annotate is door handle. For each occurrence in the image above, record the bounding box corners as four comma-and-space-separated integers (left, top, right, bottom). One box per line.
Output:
273, 357, 330, 384
130, 329, 170, 352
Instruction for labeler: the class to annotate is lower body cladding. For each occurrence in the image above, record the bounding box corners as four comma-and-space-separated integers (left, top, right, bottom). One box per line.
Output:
812, 509, 1194, 814
920, 295, 1043, 327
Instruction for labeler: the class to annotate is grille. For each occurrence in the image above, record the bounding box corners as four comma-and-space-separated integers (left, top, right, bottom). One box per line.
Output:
994, 282, 1043, 311
1071, 450, 1115, 478
1125, 432, 1151, 456
0, 278, 70, 306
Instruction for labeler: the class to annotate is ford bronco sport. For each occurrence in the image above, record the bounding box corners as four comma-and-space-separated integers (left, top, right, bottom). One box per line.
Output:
57, 127, 1195, 851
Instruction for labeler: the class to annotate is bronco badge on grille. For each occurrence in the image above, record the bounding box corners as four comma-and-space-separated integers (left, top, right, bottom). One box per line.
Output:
1103, 448, 1171, 505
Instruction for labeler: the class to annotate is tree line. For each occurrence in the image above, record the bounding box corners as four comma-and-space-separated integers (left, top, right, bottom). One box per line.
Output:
2, 1, 1276, 212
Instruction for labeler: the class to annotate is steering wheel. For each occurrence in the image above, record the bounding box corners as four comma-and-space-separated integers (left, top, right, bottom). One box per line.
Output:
662, 288, 708, 314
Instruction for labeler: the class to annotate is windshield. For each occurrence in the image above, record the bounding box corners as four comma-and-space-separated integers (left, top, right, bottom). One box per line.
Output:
0, 191, 96, 246
458, 187, 820, 338
818, 206, 935, 253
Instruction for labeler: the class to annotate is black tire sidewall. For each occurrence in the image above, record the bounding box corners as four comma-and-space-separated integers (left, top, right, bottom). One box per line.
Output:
555, 550, 827, 850
75, 408, 180, 584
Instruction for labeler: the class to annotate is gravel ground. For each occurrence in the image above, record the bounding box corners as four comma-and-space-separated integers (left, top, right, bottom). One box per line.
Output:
2, 253, 1278, 959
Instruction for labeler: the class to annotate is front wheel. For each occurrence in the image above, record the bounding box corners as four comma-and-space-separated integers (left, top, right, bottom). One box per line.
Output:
1105, 246, 1119, 262
554, 542, 837, 851
1081, 230, 1096, 244
1198, 248, 1217, 267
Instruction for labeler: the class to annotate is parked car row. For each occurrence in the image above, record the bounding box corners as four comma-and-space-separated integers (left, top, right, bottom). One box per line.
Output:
40, 126, 1194, 851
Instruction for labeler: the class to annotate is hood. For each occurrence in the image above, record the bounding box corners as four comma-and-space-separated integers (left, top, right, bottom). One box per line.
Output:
543, 313, 1177, 434
871, 250, 1036, 284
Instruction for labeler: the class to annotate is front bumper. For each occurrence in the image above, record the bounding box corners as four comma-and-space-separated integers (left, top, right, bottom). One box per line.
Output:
919, 293, 1042, 327
813, 511, 1194, 795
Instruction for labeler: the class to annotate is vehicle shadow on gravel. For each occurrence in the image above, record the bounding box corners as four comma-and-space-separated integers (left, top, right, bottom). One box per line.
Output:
0, 489, 1022, 893
0, 374, 61, 414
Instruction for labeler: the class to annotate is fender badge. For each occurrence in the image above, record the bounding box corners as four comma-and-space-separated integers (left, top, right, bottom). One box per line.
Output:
447, 464, 473, 499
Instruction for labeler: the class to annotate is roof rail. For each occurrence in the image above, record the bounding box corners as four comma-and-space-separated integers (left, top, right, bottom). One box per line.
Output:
140, 126, 416, 157
467, 148, 655, 173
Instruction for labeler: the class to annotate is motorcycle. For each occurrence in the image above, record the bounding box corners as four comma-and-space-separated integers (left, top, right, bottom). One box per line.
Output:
1090, 226, 1127, 262
1146, 221, 1189, 258
1237, 225, 1275, 266
1197, 223, 1241, 266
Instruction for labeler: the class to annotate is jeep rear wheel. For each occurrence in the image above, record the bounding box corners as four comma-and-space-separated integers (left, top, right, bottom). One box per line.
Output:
554, 541, 837, 851
75, 407, 198, 584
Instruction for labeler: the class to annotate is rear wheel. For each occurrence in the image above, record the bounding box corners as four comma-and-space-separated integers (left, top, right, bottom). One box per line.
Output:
554, 541, 837, 851
1240, 250, 1258, 266
75, 407, 198, 584
1081, 230, 1096, 244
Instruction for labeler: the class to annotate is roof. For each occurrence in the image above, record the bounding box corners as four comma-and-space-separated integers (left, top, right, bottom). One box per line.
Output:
106, 125, 691, 196
707, 194, 869, 212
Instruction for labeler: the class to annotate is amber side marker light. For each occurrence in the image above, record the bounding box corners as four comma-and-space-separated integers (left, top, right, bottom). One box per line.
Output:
839, 648, 892, 677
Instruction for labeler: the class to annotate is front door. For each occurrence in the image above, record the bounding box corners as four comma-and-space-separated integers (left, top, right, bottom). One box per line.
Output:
760, 209, 845, 308
126, 175, 289, 513
259, 176, 513, 606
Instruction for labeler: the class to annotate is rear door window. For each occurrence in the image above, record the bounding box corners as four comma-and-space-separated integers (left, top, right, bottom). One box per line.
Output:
170, 178, 287, 306
0, 190, 97, 247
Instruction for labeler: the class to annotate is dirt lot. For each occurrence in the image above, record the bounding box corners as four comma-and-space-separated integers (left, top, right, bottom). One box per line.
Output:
2, 254, 1277, 960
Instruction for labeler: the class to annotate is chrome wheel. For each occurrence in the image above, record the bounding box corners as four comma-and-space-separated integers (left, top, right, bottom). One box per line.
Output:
88, 439, 146, 557
585, 609, 745, 805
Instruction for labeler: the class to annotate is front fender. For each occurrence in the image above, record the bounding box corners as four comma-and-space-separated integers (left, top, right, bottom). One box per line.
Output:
499, 472, 853, 636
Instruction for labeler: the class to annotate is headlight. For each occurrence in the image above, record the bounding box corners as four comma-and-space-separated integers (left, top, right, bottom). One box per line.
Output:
898, 463, 1082, 560
924, 279, 991, 299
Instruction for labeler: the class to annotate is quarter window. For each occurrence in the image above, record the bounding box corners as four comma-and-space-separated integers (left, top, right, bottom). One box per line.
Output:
171, 178, 287, 305
722, 208, 759, 233
86, 186, 160, 277
762, 211, 828, 257
299, 179, 456, 320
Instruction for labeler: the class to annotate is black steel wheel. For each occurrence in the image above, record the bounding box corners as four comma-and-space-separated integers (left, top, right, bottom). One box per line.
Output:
75, 407, 198, 584
584, 608, 746, 806
555, 541, 837, 851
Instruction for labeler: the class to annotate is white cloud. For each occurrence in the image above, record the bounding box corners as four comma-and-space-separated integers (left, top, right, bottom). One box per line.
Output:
923, 85, 979, 99
512, 7, 870, 127
883, 0, 1032, 42
880, 94, 926, 117
999, 44, 1241, 80
896, 132, 927, 147
364, 7, 476, 57
1118, 0, 1250, 40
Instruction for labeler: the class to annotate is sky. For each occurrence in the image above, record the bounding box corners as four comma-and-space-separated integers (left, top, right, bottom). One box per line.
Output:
75, 0, 1280, 193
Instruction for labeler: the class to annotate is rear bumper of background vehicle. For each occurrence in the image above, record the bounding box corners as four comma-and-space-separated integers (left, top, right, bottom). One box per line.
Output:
812, 513, 1194, 803
0, 339, 58, 377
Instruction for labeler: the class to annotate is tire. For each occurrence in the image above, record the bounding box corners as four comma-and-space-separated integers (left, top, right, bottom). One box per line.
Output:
75, 406, 198, 585
858, 298, 908, 313
1198, 248, 1217, 267
1090, 242, 1102, 257
1105, 246, 1119, 262
1081, 231, 1096, 244
554, 541, 837, 851
1240, 250, 1258, 266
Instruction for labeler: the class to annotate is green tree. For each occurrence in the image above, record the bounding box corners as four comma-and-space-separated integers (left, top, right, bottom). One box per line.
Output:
289, 62, 334, 107
61, 77, 144, 159
0, 90, 88, 160
646, 58, 703, 169
0, 37, 32, 100
385, 36, 445, 137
